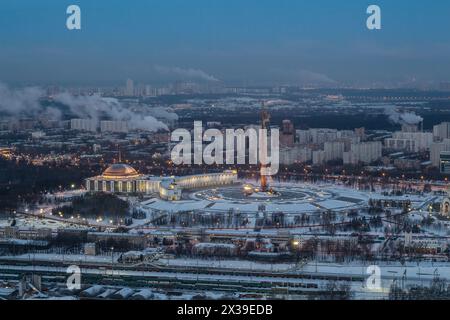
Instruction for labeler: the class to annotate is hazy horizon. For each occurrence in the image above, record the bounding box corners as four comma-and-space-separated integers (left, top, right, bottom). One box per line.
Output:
1, 0, 450, 87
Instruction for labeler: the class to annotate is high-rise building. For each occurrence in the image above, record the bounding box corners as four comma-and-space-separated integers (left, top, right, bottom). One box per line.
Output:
70, 119, 98, 132
431, 139, 450, 167
280, 120, 295, 147
343, 141, 382, 165
125, 78, 134, 96
296, 130, 312, 145
440, 152, 450, 174
309, 128, 338, 144
433, 122, 450, 141
144, 85, 154, 97
324, 141, 345, 162
312, 150, 326, 165
385, 132, 433, 152
401, 124, 419, 133
279, 146, 312, 165
384, 138, 416, 153
354, 127, 366, 140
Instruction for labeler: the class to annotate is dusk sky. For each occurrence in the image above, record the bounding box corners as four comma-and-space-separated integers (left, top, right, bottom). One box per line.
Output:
1, 0, 450, 86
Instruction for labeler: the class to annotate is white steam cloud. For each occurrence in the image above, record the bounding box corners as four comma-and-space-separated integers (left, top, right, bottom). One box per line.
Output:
0, 84, 64, 121
155, 65, 220, 82
0, 83, 170, 132
0, 83, 43, 115
269, 68, 337, 85
147, 106, 179, 122
54, 93, 169, 131
384, 107, 423, 125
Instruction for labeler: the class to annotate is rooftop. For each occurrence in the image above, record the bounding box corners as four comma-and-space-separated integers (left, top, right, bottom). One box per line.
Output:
102, 163, 141, 179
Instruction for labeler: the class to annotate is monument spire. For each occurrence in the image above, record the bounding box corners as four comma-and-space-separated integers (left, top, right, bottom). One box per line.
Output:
260, 100, 270, 192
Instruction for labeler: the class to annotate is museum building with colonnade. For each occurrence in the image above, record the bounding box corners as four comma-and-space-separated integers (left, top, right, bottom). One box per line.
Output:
85, 163, 238, 201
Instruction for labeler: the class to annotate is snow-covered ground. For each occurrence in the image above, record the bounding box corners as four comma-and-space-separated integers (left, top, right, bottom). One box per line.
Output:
2, 253, 449, 285
137, 181, 437, 217
0, 216, 91, 230
0, 253, 120, 264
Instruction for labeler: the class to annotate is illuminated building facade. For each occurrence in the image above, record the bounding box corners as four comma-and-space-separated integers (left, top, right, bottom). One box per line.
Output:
441, 186, 450, 217
0, 147, 13, 159
85, 164, 238, 201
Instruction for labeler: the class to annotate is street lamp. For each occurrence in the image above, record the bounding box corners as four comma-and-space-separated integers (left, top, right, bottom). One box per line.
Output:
111, 246, 115, 276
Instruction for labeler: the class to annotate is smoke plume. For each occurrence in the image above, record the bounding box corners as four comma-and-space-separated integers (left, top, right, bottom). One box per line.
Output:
0, 83, 45, 116
148, 107, 179, 122
53, 93, 169, 131
384, 107, 423, 125
155, 65, 220, 82
0, 83, 169, 132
